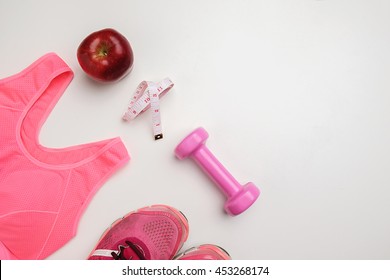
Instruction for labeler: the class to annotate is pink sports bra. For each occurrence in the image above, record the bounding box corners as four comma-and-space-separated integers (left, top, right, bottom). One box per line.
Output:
0, 53, 130, 259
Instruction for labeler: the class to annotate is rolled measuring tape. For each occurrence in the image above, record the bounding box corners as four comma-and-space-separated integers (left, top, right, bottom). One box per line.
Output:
123, 78, 174, 140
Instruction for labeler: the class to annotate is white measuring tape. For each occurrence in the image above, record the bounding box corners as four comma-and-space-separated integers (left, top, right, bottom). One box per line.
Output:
123, 78, 174, 140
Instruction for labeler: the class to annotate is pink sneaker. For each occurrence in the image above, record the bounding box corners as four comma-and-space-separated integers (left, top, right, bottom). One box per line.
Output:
88, 205, 189, 260
174, 244, 231, 260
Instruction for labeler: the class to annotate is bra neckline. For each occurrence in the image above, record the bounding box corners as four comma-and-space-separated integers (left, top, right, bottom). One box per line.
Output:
11, 53, 122, 170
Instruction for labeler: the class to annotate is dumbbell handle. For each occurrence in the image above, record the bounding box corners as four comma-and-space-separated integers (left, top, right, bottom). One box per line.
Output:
192, 145, 241, 197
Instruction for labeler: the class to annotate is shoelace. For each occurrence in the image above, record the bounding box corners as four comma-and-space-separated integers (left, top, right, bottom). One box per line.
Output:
111, 241, 146, 260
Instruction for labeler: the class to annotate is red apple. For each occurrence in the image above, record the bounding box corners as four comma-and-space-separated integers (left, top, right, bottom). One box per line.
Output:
77, 28, 134, 83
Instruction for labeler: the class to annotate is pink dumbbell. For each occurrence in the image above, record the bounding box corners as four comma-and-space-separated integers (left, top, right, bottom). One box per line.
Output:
174, 127, 260, 216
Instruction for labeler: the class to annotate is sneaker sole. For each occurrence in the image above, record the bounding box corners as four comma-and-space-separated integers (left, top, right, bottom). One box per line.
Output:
174, 244, 231, 260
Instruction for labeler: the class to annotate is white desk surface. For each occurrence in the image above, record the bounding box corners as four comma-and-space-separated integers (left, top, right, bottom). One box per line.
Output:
1, 0, 389, 259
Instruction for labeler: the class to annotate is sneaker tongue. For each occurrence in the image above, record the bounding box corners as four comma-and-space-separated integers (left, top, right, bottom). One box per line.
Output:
122, 246, 143, 260
116, 238, 149, 260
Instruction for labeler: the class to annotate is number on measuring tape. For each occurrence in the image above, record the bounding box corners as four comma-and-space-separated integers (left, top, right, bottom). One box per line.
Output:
123, 78, 174, 140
